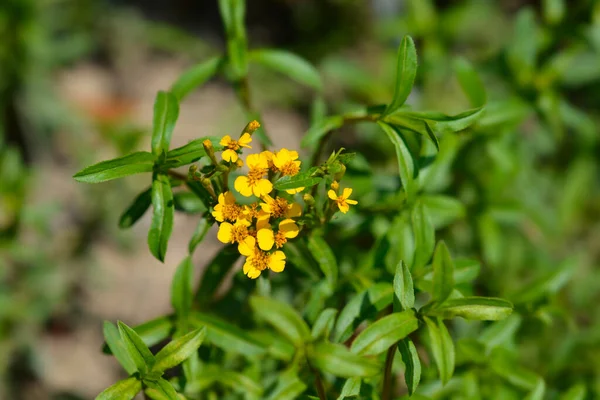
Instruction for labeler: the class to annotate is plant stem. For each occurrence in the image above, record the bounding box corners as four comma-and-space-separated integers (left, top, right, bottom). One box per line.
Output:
310, 365, 328, 400
167, 169, 188, 182
382, 342, 396, 400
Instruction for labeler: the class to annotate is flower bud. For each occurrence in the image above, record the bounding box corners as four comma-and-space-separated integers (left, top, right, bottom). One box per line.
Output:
303, 193, 315, 206
333, 164, 346, 181
203, 139, 219, 166
331, 180, 339, 191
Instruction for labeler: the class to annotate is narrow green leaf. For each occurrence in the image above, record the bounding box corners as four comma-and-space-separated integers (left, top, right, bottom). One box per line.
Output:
377, 121, 415, 202
384, 35, 418, 115
337, 378, 361, 399
188, 217, 212, 254
152, 327, 206, 372
507, 8, 538, 85
73, 152, 156, 183
95, 377, 141, 400
273, 174, 322, 191
249, 49, 322, 91
333, 283, 394, 343
119, 187, 152, 229
301, 115, 344, 148
524, 378, 546, 400
511, 264, 573, 305
165, 136, 222, 168
560, 383, 587, 400
103, 317, 173, 355
190, 312, 266, 357
311, 308, 338, 340
351, 310, 419, 356
453, 58, 486, 107
424, 317, 454, 384
171, 57, 222, 100
421, 195, 466, 229
426, 297, 513, 321
144, 378, 180, 400
151, 91, 179, 156
103, 321, 137, 375
307, 235, 338, 287
173, 191, 206, 214
432, 241, 454, 304
266, 370, 307, 400
423, 121, 440, 151
393, 261, 415, 312
389, 107, 484, 134
171, 256, 193, 317
398, 338, 421, 395
412, 201, 435, 269
309, 342, 381, 377
117, 321, 155, 374
249, 296, 311, 346
148, 173, 174, 262
479, 314, 522, 351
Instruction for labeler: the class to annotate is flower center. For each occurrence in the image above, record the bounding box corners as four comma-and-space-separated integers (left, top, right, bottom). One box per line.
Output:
270, 197, 289, 218
222, 204, 242, 221
250, 249, 270, 271
227, 140, 241, 151
231, 225, 248, 243
280, 161, 300, 176
274, 231, 287, 248
247, 167, 267, 185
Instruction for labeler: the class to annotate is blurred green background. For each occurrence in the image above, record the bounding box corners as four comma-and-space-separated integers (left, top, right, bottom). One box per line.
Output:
1, 0, 599, 398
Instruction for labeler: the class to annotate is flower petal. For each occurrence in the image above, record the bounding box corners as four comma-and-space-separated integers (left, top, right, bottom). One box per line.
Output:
223, 191, 236, 204
243, 259, 261, 279
342, 187, 353, 199
328, 190, 338, 200
285, 187, 305, 195
217, 222, 233, 243
269, 251, 286, 272
346, 199, 358, 205
252, 179, 273, 197
220, 135, 232, 146
238, 236, 256, 256
256, 214, 270, 230
257, 228, 275, 251
238, 133, 252, 147
279, 219, 299, 238
222, 149, 238, 162
212, 204, 224, 222
234, 176, 253, 197
338, 202, 350, 213
286, 202, 303, 218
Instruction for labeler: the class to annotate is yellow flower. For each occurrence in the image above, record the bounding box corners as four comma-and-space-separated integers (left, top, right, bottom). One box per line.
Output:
260, 195, 302, 219
285, 187, 305, 195
217, 219, 251, 251
262, 150, 277, 171
220, 133, 252, 162
256, 219, 300, 250
238, 236, 286, 279
273, 148, 301, 176
234, 153, 273, 197
328, 187, 358, 214
212, 192, 243, 222
331, 180, 339, 191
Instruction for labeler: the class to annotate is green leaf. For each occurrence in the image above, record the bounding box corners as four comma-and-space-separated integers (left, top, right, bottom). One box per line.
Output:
308, 342, 381, 377
334, 283, 394, 343
412, 201, 435, 269
542, 0, 565, 24
507, 8, 538, 86
152, 327, 206, 372
195, 245, 240, 305
307, 235, 338, 288
453, 58, 486, 107
171, 256, 193, 317
134, 317, 174, 349
266, 370, 307, 400
190, 312, 266, 357
73, 152, 156, 183
119, 187, 152, 229
426, 297, 513, 321
510, 264, 573, 305
398, 338, 421, 395
350, 310, 419, 356
103, 321, 137, 375
311, 308, 338, 340
165, 136, 222, 168
377, 121, 416, 202
173, 192, 207, 214
96, 377, 141, 400
421, 195, 466, 229
524, 379, 546, 400
337, 378, 361, 399
117, 321, 156, 374
560, 383, 587, 400
170, 57, 222, 100
384, 35, 418, 115
393, 261, 415, 312
144, 378, 180, 400
389, 107, 484, 134
249, 49, 322, 91
479, 314, 522, 351
273, 174, 322, 191
301, 115, 344, 148
424, 317, 454, 384
249, 296, 311, 346
188, 217, 211, 254
148, 173, 174, 262
432, 241, 454, 305
151, 91, 180, 156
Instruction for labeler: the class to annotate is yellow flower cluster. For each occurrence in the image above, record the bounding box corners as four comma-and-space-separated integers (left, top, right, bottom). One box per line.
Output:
211, 122, 358, 278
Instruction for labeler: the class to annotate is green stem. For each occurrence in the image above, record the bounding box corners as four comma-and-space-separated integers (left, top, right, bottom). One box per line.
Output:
310, 364, 328, 400
382, 344, 396, 400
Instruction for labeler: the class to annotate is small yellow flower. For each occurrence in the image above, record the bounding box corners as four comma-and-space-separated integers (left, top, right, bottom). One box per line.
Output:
260, 195, 302, 219
220, 133, 252, 162
256, 219, 300, 250
273, 148, 301, 176
248, 120, 261, 132
328, 187, 358, 214
331, 180, 339, 191
238, 236, 286, 279
262, 150, 277, 171
212, 192, 243, 222
234, 153, 273, 197
217, 219, 251, 250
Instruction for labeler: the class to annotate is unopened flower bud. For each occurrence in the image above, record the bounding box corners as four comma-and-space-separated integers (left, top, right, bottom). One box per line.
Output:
203, 139, 219, 166
333, 164, 346, 181
331, 180, 339, 191
303, 193, 315, 206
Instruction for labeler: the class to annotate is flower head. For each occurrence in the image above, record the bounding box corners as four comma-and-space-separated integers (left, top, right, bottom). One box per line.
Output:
238, 236, 286, 279
217, 219, 252, 252
328, 187, 358, 214
234, 153, 273, 197
220, 133, 252, 162
260, 195, 302, 219
212, 192, 243, 222
256, 219, 300, 251
273, 148, 301, 176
